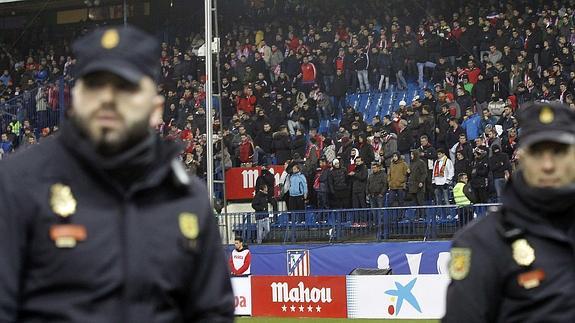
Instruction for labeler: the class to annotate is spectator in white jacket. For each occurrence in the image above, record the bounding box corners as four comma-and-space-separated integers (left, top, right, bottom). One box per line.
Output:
432, 148, 454, 205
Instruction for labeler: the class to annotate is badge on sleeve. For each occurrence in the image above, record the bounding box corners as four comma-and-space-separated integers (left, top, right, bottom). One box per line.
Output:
50, 224, 87, 248
50, 183, 77, 218
179, 213, 199, 240
449, 248, 471, 280
512, 239, 535, 266
518, 269, 545, 289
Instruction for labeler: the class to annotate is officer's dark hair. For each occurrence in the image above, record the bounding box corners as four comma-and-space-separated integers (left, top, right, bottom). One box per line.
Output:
457, 173, 468, 181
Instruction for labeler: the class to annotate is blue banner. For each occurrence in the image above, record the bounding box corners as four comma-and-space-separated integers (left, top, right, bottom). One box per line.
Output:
227, 241, 452, 276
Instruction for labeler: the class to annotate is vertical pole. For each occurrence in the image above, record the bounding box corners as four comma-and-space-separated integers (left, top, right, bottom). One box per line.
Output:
205, 0, 214, 204
213, 0, 229, 243
123, 0, 127, 26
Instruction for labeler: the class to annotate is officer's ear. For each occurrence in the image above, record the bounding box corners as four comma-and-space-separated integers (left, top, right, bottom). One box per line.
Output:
149, 94, 165, 127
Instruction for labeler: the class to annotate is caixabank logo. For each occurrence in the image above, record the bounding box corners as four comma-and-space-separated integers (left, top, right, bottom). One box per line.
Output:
384, 278, 422, 316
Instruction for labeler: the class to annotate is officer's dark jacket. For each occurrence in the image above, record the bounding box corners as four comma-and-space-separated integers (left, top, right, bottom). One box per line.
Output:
0, 125, 235, 322
443, 174, 575, 323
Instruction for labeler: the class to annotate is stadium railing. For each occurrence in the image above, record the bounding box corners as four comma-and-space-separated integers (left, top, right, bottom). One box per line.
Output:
220, 203, 501, 244
0, 77, 69, 133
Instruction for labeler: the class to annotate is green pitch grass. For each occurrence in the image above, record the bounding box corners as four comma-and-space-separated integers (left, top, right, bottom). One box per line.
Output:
236, 318, 439, 322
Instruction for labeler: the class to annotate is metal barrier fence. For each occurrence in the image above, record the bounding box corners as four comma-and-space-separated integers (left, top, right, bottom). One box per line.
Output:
219, 204, 501, 244
0, 78, 69, 134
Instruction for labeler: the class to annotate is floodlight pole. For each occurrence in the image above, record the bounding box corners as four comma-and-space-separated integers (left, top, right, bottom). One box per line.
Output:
205, 0, 214, 203
123, 0, 127, 26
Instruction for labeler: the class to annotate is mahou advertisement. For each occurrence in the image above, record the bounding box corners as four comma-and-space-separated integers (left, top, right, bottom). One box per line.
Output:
251, 276, 347, 318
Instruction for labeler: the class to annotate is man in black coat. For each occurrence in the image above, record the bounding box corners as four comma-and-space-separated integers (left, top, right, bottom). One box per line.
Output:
272, 125, 291, 165
331, 69, 347, 118
328, 159, 349, 209
444, 102, 575, 322
0, 26, 234, 322
469, 145, 490, 203
348, 156, 368, 209
254, 122, 273, 165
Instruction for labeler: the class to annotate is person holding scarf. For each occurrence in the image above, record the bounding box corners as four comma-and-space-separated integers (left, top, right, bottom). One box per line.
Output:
432, 148, 454, 205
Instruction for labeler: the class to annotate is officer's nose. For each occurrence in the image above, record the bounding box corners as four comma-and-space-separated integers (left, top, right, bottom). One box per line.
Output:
540, 151, 556, 173
98, 84, 117, 107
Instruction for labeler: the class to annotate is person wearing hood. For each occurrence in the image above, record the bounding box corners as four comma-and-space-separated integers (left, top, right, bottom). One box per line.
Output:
382, 130, 398, 169
469, 145, 490, 203
356, 133, 375, 166
255, 164, 277, 212
489, 144, 511, 202
328, 158, 349, 209
444, 102, 575, 322
348, 155, 368, 209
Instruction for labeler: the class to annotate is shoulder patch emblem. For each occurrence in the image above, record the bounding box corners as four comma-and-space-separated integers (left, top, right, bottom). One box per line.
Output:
449, 247, 471, 280
50, 183, 77, 218
179, 212, 199, 239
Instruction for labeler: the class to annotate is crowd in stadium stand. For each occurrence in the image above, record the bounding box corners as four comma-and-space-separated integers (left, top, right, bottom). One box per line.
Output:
1, 0, 575, 211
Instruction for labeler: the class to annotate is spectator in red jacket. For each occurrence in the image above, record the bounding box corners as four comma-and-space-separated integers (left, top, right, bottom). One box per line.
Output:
299, 56, 317, 92
239, 133, 254, 165
236, 87, 256, 114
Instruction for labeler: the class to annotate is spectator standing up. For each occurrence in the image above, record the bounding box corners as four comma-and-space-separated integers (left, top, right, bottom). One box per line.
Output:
315, 157, 331, 209
0, 133, 13, 156
489, 144, 511, 202
348, 155, 368, 208
452, 173, 474, 226
461, 107, 481, 142
354, 48, 370, 93
432, 148, 454, 205
272, 125, 291, 165
407, 149, 427, 207
470, 146, 490, 203
238, 133, 254, 166
254, 123, 273, 165
328, 159, 349, 209
331, 69, 347, 118
452, 173, 472, 207
387, 152, 408, 206
252, 184, 271, 244
367, 161, 387, 208
397, 119, 413, 165
288, 164, 307, 212
255, 164, 277, 212
229, 237, 251, 276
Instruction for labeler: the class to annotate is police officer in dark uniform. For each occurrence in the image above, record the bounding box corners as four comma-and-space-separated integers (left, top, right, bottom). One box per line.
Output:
443, 102, 575, 322
0, 26, 234, 322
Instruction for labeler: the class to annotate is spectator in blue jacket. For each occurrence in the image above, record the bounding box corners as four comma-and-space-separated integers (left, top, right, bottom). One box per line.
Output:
0, 133, 13, 156
461, 107, 481, 141
288, 163, 308, 211
479, 108, 497, 133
